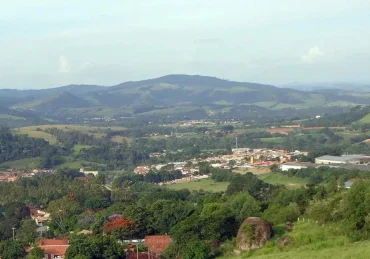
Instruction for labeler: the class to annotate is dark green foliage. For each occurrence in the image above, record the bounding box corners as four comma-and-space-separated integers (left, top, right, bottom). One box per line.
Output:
211, 168, 234, 182
180, 240, 213, 259
147, 200, 194, 234
262, 203, 301, 224
0, 240, 26, 259
65, 235, 126, 259
16, 220, 38, 245
0, 127, 56, 165
226, 173, 270, 199
29, 246, 45, 259
85, 196, 111, 210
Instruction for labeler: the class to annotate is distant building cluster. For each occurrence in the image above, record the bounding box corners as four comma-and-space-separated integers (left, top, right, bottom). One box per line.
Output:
134, 148, 309, 186
0, 169, 54, 182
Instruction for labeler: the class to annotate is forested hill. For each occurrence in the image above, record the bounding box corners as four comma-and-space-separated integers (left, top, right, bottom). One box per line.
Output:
1, 74, 370, 120
0, 127, 58, 166
303, 105, 370, 128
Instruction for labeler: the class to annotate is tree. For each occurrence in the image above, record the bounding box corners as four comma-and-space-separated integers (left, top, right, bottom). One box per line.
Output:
103, 218, 136, 240
16, 219, 38, 245
2, 202, 30, 220
85, 196, 111, 210
262, 203, 301, 224
29, 246, 45, 259
226, 173, 269, 199
65, 235, 125, 259
228, 193, 261, 222
48, 196, 83, 233
0, 239, 26, 259
148, 200, 193, 234
181, 240, 213, 259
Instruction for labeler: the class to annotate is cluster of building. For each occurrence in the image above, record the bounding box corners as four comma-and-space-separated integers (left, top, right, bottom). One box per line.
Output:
134, 148, 309, 181
173, 119, 240, 127
0, 169, 54, 182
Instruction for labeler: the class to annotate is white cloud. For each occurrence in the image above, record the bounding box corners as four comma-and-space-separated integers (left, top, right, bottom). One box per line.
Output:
301, 46, 326, 63
59, 55, 70, 73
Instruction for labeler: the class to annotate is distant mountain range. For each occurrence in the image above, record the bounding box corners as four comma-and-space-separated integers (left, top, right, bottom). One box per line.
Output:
1, 74, 370, 122
281, 82, 370, 92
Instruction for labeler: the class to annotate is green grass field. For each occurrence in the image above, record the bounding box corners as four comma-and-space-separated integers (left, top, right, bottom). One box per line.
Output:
73, 144, 93, 154
0, 157, 41, 170
166, 179, 229, 192
57, 159, 106, 170
218, 221, 370, 259
14, 128, 58, 145
260, 137, 284, 144
15, 124, 128, 142
258, 173, 307, 189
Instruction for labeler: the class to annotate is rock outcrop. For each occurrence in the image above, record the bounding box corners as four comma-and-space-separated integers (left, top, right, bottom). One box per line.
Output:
236, 217, 274, 250
278, 236, 293, 247
285, 221, 293, 232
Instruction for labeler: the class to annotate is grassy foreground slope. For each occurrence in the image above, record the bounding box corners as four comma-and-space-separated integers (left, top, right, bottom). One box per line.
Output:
219, 221, 369, 259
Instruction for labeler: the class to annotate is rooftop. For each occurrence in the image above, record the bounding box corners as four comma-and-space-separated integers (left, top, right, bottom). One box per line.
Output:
316, 155, 368, 162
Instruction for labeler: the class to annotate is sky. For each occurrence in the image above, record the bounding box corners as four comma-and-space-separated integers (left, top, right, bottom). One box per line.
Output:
1, 0, 370, 89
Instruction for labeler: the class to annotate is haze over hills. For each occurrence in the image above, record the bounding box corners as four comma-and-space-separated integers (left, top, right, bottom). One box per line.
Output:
1, 74, 370, 123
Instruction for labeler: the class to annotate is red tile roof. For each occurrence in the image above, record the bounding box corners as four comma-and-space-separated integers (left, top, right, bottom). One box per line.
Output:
145, 235, 171, 255
39, 239, 68, 246
35, 239, 69, 257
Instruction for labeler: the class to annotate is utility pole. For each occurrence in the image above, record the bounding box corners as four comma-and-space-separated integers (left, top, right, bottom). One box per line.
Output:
136, 244, 139, 259
236, 137, 238, 149
12, 227, 15, 240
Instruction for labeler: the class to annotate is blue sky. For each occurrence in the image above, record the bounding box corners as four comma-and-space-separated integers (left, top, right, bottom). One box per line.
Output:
1, 0, 370, 88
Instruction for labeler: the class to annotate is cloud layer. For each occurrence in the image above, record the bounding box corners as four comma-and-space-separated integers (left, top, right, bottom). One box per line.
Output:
301, 47, 326, 64
59, 56, 70, 73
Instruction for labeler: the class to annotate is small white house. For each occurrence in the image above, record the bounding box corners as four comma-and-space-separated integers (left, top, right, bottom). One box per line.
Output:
80, 167, 99, 176
280, 163, 308, 171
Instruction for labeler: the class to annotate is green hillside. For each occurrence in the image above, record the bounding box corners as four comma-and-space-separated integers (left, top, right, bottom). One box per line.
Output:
219, 221, 370, 259
3, 75, 370, 119
12, 91, 91, 110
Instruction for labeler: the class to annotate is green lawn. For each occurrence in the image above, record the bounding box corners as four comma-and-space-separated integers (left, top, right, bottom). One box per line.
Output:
0, 157, 41, 170
258, 173, 307, 189
166, 179, 229, 192
73, 144, 92, 154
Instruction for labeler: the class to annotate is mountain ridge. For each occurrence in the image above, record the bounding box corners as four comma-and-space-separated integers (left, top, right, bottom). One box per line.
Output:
1, 74, 370, 121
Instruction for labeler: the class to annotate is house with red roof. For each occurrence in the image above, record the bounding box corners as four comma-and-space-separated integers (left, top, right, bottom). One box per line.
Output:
27, 239, 69, 259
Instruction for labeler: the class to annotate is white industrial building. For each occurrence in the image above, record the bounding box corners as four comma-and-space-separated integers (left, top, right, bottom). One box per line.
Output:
280, 162, 309, 171
315, 155, 370, 165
